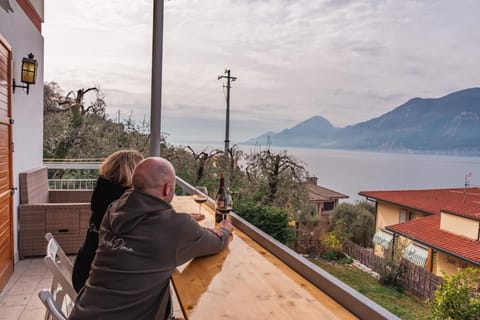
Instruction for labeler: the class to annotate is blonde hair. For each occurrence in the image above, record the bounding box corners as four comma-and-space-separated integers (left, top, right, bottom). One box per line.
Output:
100, 150, 144, 187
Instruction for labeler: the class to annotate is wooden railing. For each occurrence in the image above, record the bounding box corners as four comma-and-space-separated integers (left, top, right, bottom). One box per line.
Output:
398, 260, 442, 300
343, 240, 382, 270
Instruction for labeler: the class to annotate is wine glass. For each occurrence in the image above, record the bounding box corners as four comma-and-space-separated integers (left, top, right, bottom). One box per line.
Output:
193, 186, 208, 215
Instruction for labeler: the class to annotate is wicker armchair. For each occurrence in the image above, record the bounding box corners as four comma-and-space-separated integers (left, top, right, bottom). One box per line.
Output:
18, 166, 92, 258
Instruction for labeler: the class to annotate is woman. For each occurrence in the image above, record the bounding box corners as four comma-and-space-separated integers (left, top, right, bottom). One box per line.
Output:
72, 150, 144, 292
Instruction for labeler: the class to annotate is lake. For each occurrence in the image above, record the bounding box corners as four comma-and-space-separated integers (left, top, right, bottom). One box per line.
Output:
281, 147, 480, 201
184, 144, 480, 202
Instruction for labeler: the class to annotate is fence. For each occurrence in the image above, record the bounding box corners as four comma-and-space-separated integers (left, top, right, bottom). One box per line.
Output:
343, 240, 381, 270
398, 259, 442, 300
295, 240, 324, 256
44, 158, 103, 170
343, 240, 442, 300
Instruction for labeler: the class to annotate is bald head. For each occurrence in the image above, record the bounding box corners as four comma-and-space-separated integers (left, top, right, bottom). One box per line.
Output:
132, 157, 176, 203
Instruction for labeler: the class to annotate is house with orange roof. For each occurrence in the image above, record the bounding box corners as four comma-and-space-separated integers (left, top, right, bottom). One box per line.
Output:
305, 176, 348, 215
360, 187, 480, 277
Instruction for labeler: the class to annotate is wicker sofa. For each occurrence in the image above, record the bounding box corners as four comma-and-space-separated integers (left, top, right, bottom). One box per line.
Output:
18, 166, 93, 257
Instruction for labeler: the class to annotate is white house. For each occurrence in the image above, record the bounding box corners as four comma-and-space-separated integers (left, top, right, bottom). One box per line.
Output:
0, 0, 44, 290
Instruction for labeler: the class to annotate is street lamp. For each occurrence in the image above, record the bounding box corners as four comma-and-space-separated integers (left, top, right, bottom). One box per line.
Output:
13, 53, 38, 95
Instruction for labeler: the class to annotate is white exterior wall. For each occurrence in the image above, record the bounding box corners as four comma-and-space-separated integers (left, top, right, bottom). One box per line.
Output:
0, 1, 44, 261
440, 212, 479, 240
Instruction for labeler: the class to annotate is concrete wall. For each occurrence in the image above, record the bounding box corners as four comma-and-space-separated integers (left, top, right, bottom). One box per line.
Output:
373, 201, 429, 257
434, 251, 475, 276
375, 201, 428, 229
375, 201, 400, 230
0, 0, 44, 261
435, 252, 461, 276
440, 212, 479, 240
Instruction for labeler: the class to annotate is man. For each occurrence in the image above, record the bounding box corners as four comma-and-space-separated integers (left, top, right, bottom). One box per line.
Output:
69, 157, 233, 320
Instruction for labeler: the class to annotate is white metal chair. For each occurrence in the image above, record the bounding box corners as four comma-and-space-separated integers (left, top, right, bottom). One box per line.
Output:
44, 232, 74, 273
38, 289, 67, 320
43, 232, 77, 319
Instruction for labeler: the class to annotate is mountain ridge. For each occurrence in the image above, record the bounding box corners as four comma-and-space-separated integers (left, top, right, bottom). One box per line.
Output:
244, 88, 480, 155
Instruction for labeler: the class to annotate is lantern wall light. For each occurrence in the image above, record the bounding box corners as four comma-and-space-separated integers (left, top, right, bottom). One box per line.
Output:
13, 53, 38, 95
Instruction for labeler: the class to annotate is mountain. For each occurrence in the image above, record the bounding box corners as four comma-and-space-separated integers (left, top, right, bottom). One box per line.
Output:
244, 88, 480, 154
244, 131, 276, 145
245, 116, 337, 146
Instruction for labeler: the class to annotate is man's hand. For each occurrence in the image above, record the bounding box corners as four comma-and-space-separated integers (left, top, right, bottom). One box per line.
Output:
218, 219, 233, 234
209, 219, 233, 238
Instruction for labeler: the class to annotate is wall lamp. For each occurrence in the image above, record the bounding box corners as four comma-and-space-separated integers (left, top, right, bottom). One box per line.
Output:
13, 53, 38, 94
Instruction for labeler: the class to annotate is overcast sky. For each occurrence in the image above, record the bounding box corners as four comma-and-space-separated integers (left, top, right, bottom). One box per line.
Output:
44, 0, 480, 145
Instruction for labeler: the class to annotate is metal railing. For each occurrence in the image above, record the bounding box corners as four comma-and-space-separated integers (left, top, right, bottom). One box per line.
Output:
48, 179, 97, 190
44, 159, 103, 170
44, 160, 99, 190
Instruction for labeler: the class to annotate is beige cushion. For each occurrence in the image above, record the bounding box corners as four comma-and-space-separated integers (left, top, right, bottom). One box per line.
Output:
19, 166, 49, 204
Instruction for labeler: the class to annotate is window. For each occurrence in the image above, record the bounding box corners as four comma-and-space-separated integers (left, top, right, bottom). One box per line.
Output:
323, 201, 334, 211
446, 256, 457, 265
399, 209, 416, 223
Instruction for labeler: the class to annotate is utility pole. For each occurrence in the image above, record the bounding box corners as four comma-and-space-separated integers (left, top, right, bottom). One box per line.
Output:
150, 0, 164, 156
218, 69, 237, 167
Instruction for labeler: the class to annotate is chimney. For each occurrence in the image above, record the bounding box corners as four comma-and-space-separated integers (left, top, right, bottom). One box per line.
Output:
306, 176, 318, 185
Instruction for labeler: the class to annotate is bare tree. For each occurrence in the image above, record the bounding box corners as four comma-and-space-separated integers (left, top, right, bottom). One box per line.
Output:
43, 82, 149, 161
186, 146, 223, 183
246, 146, 307, 207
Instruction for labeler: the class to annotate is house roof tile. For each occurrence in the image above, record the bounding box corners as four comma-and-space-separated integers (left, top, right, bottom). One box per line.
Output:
386, 215, 480, 266
307, 183, 349, 201
359, 187, 480, 219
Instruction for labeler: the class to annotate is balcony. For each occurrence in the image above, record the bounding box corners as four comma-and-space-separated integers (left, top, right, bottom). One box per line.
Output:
0, 164, 400, 319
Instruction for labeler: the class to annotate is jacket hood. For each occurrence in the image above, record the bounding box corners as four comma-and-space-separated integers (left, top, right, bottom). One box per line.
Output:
105, 189, 174, 234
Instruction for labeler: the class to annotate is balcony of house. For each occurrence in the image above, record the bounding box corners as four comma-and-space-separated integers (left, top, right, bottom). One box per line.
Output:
0, 162, 400, 320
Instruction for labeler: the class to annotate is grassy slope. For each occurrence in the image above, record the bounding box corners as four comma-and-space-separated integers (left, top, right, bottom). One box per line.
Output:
311, 259, 432, 320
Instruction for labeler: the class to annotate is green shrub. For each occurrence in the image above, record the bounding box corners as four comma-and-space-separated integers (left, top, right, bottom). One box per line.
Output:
429, 268, 480, 320
374, 245, 404, 288
235, 202, 295, 244
320, 231, 349, 262
330, 201, 375, 247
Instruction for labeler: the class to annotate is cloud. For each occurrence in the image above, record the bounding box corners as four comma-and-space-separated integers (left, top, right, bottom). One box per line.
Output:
44, 0, 480, 142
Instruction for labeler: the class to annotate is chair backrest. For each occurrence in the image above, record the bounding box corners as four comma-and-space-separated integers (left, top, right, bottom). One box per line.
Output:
38, 289, 67, 320
19, 166, 49, 204
45, 232, 74, 274
43, 233, 77, 319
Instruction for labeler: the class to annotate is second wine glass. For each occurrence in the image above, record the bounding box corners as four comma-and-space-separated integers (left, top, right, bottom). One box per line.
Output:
193, 186, 208, 215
